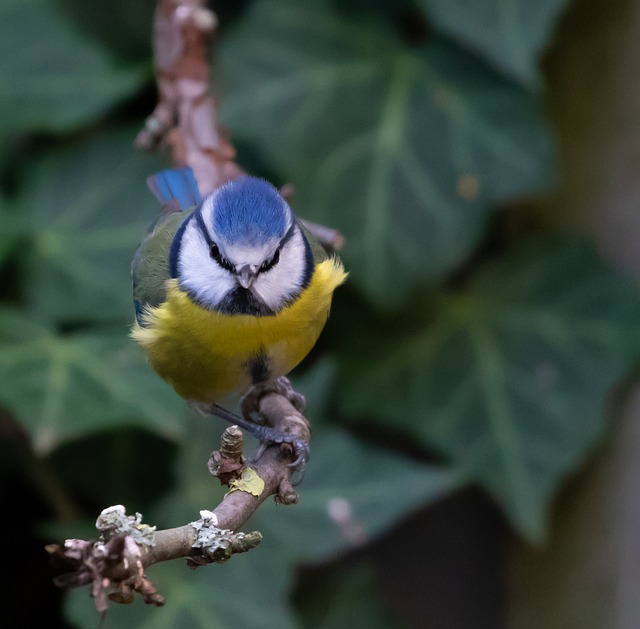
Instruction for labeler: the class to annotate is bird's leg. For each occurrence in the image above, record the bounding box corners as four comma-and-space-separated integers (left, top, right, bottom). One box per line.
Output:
208, 396, 309, 472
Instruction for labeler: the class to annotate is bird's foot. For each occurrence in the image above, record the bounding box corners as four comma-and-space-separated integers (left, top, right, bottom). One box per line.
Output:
209, 403, 309, 473
240, 376, 307, 421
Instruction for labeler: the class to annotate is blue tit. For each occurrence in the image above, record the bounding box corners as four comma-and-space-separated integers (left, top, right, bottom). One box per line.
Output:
131, 167, 346, 462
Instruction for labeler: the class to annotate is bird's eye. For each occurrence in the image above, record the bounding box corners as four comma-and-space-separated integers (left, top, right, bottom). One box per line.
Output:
210, 243, 222, 262
210, 243, 234, 272
259, 249, 280, 274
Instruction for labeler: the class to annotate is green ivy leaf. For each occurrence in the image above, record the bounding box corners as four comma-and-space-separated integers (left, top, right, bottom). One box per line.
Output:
0, 0, 147, 144
219, 0, 553, 305
0, 309, 184, 453
417, 0, 569, 86
19, 128, 164, 322
338, 237, 640, 540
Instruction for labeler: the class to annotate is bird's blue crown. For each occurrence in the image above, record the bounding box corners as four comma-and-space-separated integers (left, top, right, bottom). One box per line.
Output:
212, 176, 289, 246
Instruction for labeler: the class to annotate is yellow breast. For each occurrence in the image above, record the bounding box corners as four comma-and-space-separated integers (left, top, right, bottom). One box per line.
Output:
132, 258, 346, 402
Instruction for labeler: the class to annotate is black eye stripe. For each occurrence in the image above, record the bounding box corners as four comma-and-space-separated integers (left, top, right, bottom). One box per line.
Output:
209, 243, 235, 272
259, 248, 280, 274
195, 207, 215, 248
257, 222, 296, 274
279, 221, 296, 247
195, 209, 234, 272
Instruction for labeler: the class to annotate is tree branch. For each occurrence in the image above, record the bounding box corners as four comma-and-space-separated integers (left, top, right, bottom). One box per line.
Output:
49, 393, 310, 611
134, 0, 242, 194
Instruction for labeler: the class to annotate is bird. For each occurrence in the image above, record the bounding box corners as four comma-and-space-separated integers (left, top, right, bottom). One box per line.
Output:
131, 167, 346, 467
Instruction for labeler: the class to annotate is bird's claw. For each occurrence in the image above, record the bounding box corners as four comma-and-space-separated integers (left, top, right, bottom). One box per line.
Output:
252, 424, 310, 473
207, 403, 309, 474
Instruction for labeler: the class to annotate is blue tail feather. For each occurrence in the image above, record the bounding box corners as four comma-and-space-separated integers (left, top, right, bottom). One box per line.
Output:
147, 167, 203, 210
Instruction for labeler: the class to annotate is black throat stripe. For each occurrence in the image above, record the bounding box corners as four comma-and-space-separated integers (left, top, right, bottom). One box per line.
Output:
216, 287, 275, 316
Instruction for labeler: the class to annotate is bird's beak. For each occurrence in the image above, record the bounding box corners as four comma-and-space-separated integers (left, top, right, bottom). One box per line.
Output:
236, 264, 258, 289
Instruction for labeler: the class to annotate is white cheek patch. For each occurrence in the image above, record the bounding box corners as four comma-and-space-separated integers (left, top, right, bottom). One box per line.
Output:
178, 219, 236, 306
251, 229, 308, 310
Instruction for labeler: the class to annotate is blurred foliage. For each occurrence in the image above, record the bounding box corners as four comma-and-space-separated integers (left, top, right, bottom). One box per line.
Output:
338, 237, 640, 539
417, 0, 568, 86
1, 0, 639, 627
0, 0, 148, 148
0, 310, 184, 453
219, 0, 553, 305
21, 129, 165, 322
